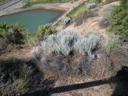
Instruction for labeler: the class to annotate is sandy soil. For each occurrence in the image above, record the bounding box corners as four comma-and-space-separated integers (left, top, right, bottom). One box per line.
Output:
65, 16, 108, 45
0, 46, 31, 60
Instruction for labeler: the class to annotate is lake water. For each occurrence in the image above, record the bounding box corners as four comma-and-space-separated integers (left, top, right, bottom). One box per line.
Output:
0, 9, 62, 33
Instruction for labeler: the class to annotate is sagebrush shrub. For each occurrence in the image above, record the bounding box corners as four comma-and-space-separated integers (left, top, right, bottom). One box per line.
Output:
39, 30, 81, 56
33, 30, 101, 56
74, 32, 101, 57
32, 30, 101, 76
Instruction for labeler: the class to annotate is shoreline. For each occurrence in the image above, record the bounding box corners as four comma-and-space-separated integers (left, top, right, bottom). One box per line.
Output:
0, 0, 83, 16
0, 4, 67, 17
0, 0, 84, 26
0, 7, 66, 28
0, 7, 66, 18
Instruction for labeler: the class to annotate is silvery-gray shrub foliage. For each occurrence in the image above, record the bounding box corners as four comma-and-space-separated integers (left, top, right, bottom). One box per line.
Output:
32, 30, 101, 57
74, 32, 101, 57
31, 30, 101, 76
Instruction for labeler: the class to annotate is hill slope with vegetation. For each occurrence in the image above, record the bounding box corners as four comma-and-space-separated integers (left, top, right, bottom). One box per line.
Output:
0, 0, 128, 96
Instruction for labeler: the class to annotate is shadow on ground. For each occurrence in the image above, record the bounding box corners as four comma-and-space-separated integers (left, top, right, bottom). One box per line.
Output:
0, 59, 54, 96
51, 66, 128, 96
0, 58, 128, 96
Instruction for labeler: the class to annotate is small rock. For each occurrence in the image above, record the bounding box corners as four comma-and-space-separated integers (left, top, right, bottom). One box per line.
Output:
61, 17, 71, 25
99, 19, 109, 28
86, 3, 97, 9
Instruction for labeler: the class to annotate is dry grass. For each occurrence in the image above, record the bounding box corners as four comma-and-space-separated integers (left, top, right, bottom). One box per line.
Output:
89, 55, 112, 79
110, 52, 128, 65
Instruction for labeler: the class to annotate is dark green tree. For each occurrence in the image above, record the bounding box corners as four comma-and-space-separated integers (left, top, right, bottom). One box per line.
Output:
120, 0, 128, 7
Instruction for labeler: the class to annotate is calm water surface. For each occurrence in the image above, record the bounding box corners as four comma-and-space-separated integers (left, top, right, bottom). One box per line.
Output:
0, 9, 62, 33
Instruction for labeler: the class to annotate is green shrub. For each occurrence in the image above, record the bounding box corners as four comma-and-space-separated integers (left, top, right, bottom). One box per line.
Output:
108, 1, 128, 41
35, 25, 53, 36
0, 38, 7, 51
23, 1, 32, 8
30, 24, 54, 43
0, 22, 30, 49
120, 0, 128, 7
